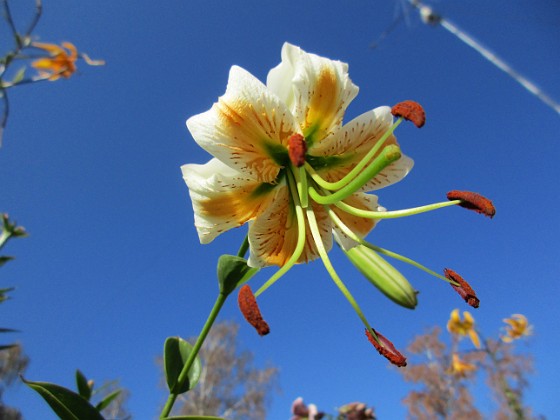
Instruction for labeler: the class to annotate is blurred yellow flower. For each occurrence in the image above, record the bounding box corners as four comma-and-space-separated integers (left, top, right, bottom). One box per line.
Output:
502, 314, 532, 343
447, 309, 481, 348
448, 353, 477, 377
31, 42, 78, 81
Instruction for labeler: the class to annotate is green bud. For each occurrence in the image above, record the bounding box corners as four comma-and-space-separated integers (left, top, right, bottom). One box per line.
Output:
345, 245, 418, 309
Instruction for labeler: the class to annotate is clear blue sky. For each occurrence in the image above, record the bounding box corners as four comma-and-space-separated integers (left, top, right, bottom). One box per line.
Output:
1, 0, 559, 418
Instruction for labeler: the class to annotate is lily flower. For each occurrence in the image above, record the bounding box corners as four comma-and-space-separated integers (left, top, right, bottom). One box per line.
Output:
31, 42, 104, 81
31, 42, 79, 80
501, 314, 532, 343
182, 43, 494, 365
448, 353, 477, 377
183, 43, 412, 268
447, 309, 481, 348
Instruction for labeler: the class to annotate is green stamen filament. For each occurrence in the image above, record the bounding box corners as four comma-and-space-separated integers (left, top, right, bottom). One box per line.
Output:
305, 206, 373, 332
309, 144, 402, 205
327, 208, 459, 286
304, 118, 403, 191
293, 166, 309, 209
254, 171, 307, 298
335, 199, 462, 220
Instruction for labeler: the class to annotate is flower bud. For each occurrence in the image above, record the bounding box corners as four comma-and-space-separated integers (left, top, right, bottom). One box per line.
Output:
345, 245, 418, 309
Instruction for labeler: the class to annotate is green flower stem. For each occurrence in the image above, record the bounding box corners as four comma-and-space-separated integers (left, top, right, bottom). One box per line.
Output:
305, 118, 402, 191
159, 292, 228, 418
254, 171, 307, 298
336, 199, 462, 219
328, 208, 458, 286
308, 144, 401, 205
305, 206, 373, 332
237, 235, 249, 258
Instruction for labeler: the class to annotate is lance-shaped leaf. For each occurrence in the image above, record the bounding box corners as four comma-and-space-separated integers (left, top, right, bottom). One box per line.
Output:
75, 369, 92, 401
22, 377, 104, 420
95, 389, 121, 412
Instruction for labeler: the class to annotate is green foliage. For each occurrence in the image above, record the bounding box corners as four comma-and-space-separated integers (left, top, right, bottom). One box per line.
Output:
164, 337, 202, 394
216, 255, 258, 296
22, 378, 104, 420
25, 369, 127, 419
0, 214, 26, 351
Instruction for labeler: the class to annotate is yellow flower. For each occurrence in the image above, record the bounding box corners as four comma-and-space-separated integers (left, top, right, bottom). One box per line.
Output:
502, 314, 532, 343
448, 353, 477, 377
31, 42, 78, 81
447, 309, 481, 348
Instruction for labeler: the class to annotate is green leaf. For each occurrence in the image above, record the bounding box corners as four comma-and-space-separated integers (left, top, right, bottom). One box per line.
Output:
0, 256, 14, 267
217, 255, 259, 296
0, 328, 19, 333
75, 369, 92, 401
95, 389, 121, 412
163, 337, 201, 394
22, 377, 104, 420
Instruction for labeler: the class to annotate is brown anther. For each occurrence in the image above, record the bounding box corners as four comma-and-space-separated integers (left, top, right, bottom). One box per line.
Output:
391, 100, 426, 128
444, 268, 480, 308
447, 190, 496, 218
288, 133, 307, 167
238, 285, 270, 336
365, 328, 407, 367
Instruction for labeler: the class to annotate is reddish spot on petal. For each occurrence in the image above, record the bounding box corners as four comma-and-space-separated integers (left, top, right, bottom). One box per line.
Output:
391, 100, 426, 128
238, 285, 270, 336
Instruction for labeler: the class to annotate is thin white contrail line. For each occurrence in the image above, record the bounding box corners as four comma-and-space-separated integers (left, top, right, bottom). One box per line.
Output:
411, 0, 560, 116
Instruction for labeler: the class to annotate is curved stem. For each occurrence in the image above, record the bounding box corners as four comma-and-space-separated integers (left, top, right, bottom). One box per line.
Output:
159, 292, 228, 418
237, 235, 249, 258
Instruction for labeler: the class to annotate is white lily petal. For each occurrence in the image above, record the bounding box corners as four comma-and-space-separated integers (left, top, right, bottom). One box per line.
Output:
310, 106, 394, 157
332, 193, 383, 250
267, 43, 359, 144
248, 190, 332, 268
187, 65, 298, 183
182, 158, 278, 244
311, 106, 414, 191
364, 155, 414, 191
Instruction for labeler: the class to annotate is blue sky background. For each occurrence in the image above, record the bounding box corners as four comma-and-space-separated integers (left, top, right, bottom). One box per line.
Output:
1, 0, 559, 418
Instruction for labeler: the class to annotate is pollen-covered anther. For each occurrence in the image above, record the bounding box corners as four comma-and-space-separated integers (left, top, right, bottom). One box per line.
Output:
288, 133, 307, 167
391, 100, 426, 128
238, 284, 270, 336
365, 328, 407, 367
447, 190, 496, 218
445, 268, 480, 308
